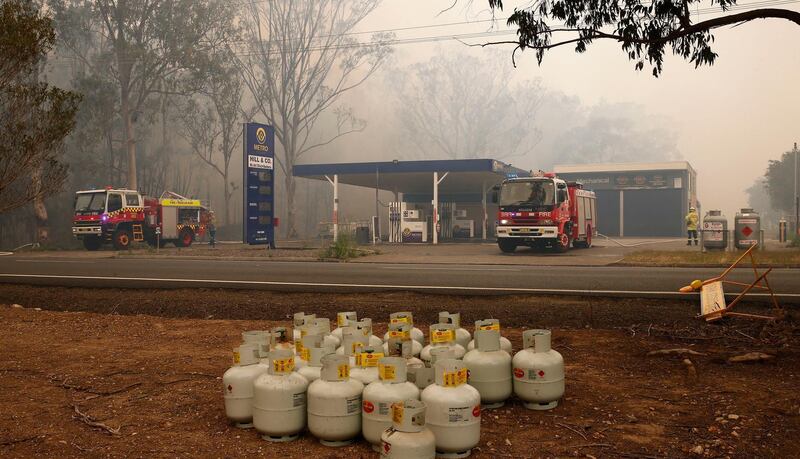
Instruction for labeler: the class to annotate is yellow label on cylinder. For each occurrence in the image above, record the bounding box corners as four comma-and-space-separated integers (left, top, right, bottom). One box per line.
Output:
388, 329, 410, 339
337, 364, 350, 379
300, 347, 310, 362
442, 368, 468, 387
378, 363, 396, 380
391, 402, 404, 424
479, 323, 501, 331
232, 350, 240, 365
390, 316, 410, 325
431, 329, 455, 343
351, 342, 364, 354
295, 341, 304, 354
272, 357, 295, 373
337, 314, 349, 326
356, 352, 384, 367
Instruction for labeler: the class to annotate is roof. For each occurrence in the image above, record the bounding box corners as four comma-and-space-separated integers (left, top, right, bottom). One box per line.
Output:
554, 161, 694, 174
293, 159, 530, 197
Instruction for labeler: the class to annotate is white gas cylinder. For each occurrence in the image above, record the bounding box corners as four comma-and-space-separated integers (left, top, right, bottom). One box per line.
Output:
270, 327, 294, 353
297, 335, 335, 383
252, 349, 309, 442
466, 319, 512, 353
420, 324, 466, 362
331, 311, 357, 341
223, 343, 269, 428
362, 357, 420, 451
307, 354, 364, 446
421, 359, 481, 458
382, 312, 425, 345
357, 318, 384, 347
314, 317, 341, 348
336, 326, 368, 367
241, 330, 271, 362
438, 312, 471, 349
512, 329, 565, 410
351, 347, 382, 385
380, 399, 436, 459
292, 312, 316, 341
463, 329, 512, 409
409, 347, 454, 390
382, 323, 422, 357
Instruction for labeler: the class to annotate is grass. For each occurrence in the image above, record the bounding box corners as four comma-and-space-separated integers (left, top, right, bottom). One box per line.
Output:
318, 234, 370, 260
621, 248, 800, 267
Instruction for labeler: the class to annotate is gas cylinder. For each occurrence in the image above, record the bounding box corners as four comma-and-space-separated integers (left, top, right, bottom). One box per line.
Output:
362, 357, 421, 451
241, 330, 271, 362
351, 347, 383, 385
466, 319, 512, 353
383, 323, 422, 357
297, 335, 335, 382
292, 312, 316, 341
512, 329, 565, 410
463, 329, 512, 409
336, 326, 369, 367
420, 324, 466, 362
270, 327, 294, 353
223, 343, 269, 428
294, 324, 320, 370
314, 317, 341, 349
252, 349, 309, 442
331, 311, 357, 341
421, 359, 481, 458
307, 354, 364, 446
382, 312, 425, 345
409, 347, 454, 390
380, 399, 436, 459
438, 312, 471, 349
358, 318, 384, 347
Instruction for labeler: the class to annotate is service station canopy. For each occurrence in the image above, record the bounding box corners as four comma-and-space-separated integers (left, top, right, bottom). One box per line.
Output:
293, 158, 530, 201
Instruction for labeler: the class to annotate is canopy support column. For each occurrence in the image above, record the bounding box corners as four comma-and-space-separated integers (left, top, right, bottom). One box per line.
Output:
482, 181, 488, 240
325, 174, 338, 241
432, 171, 449, 245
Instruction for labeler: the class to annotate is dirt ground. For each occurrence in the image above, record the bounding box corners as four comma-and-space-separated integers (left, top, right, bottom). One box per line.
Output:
1, 286, 798, 458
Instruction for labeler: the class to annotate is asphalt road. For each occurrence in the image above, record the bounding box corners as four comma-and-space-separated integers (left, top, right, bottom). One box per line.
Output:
0, 255, 798, 303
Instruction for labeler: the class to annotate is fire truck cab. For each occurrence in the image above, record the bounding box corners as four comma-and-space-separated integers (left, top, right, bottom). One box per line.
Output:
493, 172, 597, 253
72, 188, 207, 250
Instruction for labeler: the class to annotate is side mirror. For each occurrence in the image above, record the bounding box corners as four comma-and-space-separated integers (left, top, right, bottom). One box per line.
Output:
491, 191, 498, 204
558, 190, 567, 203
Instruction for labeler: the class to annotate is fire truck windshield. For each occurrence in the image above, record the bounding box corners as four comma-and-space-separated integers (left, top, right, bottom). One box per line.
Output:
75, 192, 106, 212
499, 180, 554, 207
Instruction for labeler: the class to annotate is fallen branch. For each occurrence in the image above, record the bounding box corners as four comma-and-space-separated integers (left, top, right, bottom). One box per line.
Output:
0, 435, 39, 447
556, 422, 588, 440
569, 443, 612, 449
647, 348, 706, 357
71, 405, 121, 436
727, 352, 775, 364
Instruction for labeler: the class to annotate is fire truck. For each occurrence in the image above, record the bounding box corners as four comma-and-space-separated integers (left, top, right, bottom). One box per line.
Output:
72, 188, 210, 250
493, 172, 597, 253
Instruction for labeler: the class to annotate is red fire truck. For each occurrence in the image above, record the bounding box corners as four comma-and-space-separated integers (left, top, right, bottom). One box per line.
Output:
493, 172, 597, 253
72, 188, 209, 250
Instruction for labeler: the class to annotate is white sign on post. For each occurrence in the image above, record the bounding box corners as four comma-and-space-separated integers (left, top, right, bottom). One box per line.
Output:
248, 155, 273, 170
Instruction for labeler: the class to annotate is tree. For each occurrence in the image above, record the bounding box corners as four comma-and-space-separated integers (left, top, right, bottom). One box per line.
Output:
53, 0, 233, 189
392, 52, 541, 160
486, 1, 800, 76
0, 0, 80, 215
237, 0, 393, 238
764, 149, 798, 215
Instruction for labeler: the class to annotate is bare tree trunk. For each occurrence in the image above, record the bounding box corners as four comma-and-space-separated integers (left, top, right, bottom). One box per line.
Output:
121, 88, 137, 189
31, 169, 48, 244
285, 171, 297, 239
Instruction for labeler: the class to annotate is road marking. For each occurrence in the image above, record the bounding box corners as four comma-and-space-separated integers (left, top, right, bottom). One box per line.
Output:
0, 252, 12, 256
381, 266, 516, 271
0, 273, 797, 299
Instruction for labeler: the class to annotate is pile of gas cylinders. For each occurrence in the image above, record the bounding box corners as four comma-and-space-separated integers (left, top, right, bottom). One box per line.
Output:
223, 311, 565, 458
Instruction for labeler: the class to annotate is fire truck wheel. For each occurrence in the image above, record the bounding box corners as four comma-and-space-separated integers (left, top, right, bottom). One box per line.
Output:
82, 236, 102, 251
112, 228, 132, 250
498, 239, 517, 253
176, 228, 194, 248
555, 233, 571, 253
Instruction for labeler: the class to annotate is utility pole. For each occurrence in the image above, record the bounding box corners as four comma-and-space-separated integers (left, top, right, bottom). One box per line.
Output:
794, 142, 798, 237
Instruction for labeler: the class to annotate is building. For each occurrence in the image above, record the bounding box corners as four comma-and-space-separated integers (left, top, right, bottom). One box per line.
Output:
554, 162, 698, 237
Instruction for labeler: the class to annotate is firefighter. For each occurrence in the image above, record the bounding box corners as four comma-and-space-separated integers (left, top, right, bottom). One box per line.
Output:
207, 212, 217, 248
685, 206, 699, 246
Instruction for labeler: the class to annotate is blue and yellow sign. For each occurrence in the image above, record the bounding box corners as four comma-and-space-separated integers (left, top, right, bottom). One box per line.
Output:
243, 122, 275, 246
